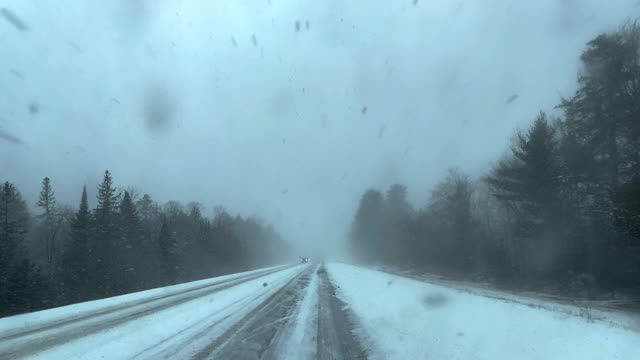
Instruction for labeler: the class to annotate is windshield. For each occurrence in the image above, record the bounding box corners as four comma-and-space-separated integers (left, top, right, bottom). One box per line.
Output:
1, 1, 640, 359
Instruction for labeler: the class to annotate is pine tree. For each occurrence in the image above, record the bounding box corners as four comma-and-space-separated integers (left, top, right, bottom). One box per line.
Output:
135, 193, 161, 288
5, 259, 47, 315
187, 202, 203, 220
0, 182, 29, 313
158, 217, 178, 285
119, 191, 140, 247
117, 191, 142, 292
136, 194, 157, 222
212, 210, 245, 273
36, 177, 61, 281
62, 186, 92, 303
559, 24, 640, 189
485, 113, 565, 280
486, 113, 562, 228
36, 177, 56, 221
383, 184, 414, 265
350, 189, 385, 263
93, 170, 120, 297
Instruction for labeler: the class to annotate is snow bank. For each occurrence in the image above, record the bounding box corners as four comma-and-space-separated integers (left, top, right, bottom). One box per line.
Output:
327, 263, 640, 360
379, 266, 640, 331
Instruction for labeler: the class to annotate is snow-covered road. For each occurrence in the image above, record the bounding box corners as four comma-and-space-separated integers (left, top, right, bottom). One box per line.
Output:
1, 262, 639, 359
0, 263, 365, 360
0, 264, 308, 359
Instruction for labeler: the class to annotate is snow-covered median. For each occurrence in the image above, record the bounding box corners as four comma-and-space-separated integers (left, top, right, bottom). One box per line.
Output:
327, 263, 640, 360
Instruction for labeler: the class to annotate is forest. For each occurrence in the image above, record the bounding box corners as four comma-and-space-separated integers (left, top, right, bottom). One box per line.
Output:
0, 170, 290, 317
351, 23, 640, 299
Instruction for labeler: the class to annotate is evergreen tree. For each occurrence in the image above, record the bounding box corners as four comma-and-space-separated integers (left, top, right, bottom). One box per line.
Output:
5, 259, 47, 315
36, 177, 56, 221
187, 202, 203, 220
0, 182, 29, 314
350, 189, 385, 263
485, 113, 565, 280
136, 194, 158, 222
117, 191, 142, 292
62, 186, 92, 303
92, 170, 120, 297
0, 171, 291, 316
158, 217, 178, 285
559, 24, 640, 189
135, 193, 161, 288
427, 170, 476, 273
212, 210, 244, 273
383, 184, 414, 265
485, 113, 563, 228
557, 24, 640, 290
36, 177, 61, 281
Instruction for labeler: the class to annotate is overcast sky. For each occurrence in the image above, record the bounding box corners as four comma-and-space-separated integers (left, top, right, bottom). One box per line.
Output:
1, 0, 639, 254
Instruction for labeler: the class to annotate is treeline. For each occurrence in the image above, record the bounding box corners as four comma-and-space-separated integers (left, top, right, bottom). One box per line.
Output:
0, 170, 290, 317
351, 22, 640, 298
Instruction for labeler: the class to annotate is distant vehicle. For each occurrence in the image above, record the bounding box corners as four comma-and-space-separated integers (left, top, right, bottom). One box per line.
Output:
299, 256, 310, 263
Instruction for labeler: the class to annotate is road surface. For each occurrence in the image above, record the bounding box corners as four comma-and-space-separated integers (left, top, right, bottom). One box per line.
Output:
0, 263, 367, 360
1, 262, 640, 359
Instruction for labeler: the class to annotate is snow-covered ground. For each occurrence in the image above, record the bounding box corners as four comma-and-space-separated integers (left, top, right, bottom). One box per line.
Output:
327, 263, 640, 360
378, 265, 640, 330
6, 261, 636, 360
0, 264, 290, 339
0, 264, 306, 359
272, 264, 320, 360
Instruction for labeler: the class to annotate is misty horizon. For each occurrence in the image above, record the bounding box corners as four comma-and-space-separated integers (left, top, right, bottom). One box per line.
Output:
2, 0, 640, 254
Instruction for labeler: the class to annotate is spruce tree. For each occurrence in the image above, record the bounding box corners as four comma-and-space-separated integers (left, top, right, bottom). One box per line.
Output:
0, 182, 29, 314
135, 193, 161, 288
117, 191, 142, 292
350, 189, 385, 263
36, 177, 56, 222
93, 170, 120, 297
5, 259, 47, 315
485, 113, 565, 279
36, 177, 60, 281
383, 184, 414, 265
62, 186, 92, 303
158, 217, 177, 285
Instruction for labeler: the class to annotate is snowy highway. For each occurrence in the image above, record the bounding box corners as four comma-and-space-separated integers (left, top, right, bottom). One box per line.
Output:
0, 263, 366, 360
1, 263, 640, 359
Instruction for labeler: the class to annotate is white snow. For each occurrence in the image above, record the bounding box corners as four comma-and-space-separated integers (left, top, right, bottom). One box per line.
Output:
0, 264, 306, 360
327, 263, 640, 360
5, 262, 638, 360
379, 265, 640, 331
276, 264, 320, 360
0, 263, 289, 338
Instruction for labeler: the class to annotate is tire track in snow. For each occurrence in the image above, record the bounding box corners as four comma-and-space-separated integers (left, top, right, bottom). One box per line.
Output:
317, 265, 368, 360
133, 265, 308, 359
195, 263, 369, 359
193, 267, 312, 359
266, 264, 320, 360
